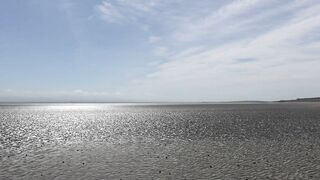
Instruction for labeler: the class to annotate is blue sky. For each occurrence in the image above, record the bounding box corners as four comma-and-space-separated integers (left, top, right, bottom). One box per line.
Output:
1, 0, 320, 102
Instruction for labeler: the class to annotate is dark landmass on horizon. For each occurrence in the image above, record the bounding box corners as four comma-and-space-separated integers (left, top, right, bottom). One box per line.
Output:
278, 97, 320, 102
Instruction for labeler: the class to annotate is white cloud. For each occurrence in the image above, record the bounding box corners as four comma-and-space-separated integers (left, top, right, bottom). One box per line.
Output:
94, 0, 320, 101
172, 0, 272, 42
96, 1, 125, 23
121, 0, 320, 101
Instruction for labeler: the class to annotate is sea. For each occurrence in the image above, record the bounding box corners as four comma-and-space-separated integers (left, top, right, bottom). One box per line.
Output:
1, 103, 320, 179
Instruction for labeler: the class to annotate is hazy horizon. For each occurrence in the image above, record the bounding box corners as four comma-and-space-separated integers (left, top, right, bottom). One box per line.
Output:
1, 0, 320, 102
0, 97, 318, 103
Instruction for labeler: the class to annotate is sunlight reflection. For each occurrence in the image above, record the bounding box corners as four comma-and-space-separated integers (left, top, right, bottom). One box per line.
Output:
43, 103, 106, 111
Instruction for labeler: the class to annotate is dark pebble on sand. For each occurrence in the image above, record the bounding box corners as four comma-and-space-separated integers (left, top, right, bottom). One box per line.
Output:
159, 170, 161, 173
209, 165, 213, 168
253, 162, 256, 164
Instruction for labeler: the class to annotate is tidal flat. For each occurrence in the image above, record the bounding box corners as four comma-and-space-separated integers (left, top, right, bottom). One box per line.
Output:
1, 103, 320, 179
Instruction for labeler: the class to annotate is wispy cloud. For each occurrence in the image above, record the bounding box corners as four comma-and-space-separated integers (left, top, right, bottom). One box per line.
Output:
94, 0, 320, 101
95, 0, 162, 24
96, 1, 126, 23
148, 36, 162, 44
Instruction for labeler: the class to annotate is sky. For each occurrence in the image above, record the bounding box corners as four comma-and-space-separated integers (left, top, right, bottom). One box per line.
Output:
1, 0, 320, 102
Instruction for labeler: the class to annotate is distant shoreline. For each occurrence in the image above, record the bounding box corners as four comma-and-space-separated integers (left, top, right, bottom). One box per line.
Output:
278, 97, 320, 102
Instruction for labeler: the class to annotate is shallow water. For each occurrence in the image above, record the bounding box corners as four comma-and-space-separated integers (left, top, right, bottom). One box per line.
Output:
1, 103, 320, 179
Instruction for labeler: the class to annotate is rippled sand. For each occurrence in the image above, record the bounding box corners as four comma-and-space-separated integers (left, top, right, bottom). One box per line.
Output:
1, 103, 320, 179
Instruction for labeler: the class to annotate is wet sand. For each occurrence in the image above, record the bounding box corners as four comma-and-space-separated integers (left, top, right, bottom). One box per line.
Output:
1, 103, 320, 179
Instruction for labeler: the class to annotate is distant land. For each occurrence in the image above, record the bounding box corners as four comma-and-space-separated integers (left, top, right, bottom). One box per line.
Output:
278, 97, 320, 102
